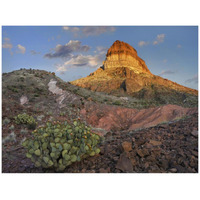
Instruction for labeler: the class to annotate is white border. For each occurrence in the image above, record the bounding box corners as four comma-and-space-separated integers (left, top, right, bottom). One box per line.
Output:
0, 1, 199, 200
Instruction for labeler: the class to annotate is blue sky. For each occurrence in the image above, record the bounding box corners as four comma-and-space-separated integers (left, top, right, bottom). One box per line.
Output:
2, 26, 198, 90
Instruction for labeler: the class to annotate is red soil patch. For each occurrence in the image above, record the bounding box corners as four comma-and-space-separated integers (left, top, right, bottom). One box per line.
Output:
80, 103, 197, 132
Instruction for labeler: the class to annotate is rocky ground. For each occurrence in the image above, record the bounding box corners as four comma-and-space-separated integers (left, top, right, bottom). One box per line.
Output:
2, 113, 198, 173
2, 69, 198, 173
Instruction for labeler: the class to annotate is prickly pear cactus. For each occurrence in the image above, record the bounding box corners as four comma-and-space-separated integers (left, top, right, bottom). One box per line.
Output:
22, 120, 101, 171
14, 113, 37, 129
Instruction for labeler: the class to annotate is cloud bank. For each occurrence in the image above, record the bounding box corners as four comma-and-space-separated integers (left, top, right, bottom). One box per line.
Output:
2, 37, 13, 54
153, 34, 165, 45
138, 41, 149, 47
44, 40, 90, 59
56, 46, 106, 74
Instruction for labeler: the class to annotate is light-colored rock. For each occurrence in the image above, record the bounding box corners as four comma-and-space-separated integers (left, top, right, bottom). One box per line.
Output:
120, 97, 129, 101
48, 79, 79, 108
191, 129, 198, 137
48, 79, 63, 95
169, 168, 177, 173
20, 95, 29, 105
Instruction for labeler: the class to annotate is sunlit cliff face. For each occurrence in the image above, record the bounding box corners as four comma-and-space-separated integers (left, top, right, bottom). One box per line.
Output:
103, 40, 152, 75
71, 40, 197, 96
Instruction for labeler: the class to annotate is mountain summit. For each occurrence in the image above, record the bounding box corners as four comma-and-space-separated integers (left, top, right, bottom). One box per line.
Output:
103, 40, 152, 75
71, 40, 197, 104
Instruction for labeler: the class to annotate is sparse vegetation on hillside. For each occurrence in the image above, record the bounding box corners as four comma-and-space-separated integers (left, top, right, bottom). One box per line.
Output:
2, 69, 198, 173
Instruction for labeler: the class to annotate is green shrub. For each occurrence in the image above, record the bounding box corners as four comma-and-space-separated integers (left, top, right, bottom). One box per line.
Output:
22, 120, 101, 171
15, 113, 37, 130
59, 112, 66, 116
7, 85, 18, 93
113, 100, 121, 106
34, 94, 40, 97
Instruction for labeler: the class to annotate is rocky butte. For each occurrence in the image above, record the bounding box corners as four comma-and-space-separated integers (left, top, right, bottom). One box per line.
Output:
103, 40, 152, 75
71, 40, 197, 102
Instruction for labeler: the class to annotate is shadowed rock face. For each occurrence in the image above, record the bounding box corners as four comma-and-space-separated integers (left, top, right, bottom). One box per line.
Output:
71, 40, 197, 97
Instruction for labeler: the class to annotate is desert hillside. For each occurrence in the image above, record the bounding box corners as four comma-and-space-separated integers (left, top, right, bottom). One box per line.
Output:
2, 69, 198, 173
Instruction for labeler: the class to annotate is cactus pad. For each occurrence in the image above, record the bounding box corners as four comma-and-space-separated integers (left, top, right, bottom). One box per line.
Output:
22, 119, 101, 171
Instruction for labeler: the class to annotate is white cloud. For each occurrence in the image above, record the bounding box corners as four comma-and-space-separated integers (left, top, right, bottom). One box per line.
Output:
54, 43, 108, 74
138, 33, 165, 47
185, 74, 198, 84
153, 34, 165, 45
56, 51, 105, 74
159, 70, 176, 76
2, 43, 13, 49
82, 26, 116, 37
64, 54, 102, 68
63, 26, 80, 32
138, 41, 149, 47
62, 26, 116, 37
56, 65, 68, 74
62, 26, 70, 31
17, 44, 26, 54
95, 46, 108, 54
2, 37, 13, 54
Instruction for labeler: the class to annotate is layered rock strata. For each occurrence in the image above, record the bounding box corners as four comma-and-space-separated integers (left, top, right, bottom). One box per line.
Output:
71, 40, 197, 96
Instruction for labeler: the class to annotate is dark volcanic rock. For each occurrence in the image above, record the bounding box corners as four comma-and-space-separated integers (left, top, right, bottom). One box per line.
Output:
136, 149, 150, 158
115, 152, 133, 172
122, 141, 132, 152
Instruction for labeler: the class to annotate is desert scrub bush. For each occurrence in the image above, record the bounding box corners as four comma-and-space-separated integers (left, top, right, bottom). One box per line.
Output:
14, 113, 37, 130
34, 94, 40, 97
7, 85, 18, 93
46, 110, 53, 116
73, 88, 79, 94
20, 129, 28, 134
113, 100, 121, 106
3, 117, 11, 125
9, 125, 15, 130
59, 111, 66, 116
3, 132, 16, 144
19, 76, 25, 82
22, 120, 101, 171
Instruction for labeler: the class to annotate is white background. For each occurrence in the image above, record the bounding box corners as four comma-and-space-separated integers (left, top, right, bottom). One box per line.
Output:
0, 0, 199, 200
